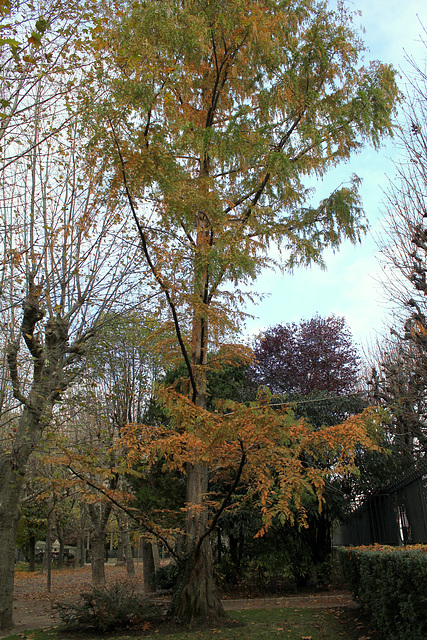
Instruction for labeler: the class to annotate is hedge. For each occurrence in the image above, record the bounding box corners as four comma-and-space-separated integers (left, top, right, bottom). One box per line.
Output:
338, 545, 427, 640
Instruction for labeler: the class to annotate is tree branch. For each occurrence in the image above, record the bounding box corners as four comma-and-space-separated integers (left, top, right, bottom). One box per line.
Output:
109, 121, 198, 403
67, 465, 179, 561
194, 439, 246, 560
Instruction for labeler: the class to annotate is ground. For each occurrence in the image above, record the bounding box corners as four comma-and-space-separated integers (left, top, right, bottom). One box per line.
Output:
3, 563, 361, 638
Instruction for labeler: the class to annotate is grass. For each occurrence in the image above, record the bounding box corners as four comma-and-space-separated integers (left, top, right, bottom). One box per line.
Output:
1, 606, 381, 640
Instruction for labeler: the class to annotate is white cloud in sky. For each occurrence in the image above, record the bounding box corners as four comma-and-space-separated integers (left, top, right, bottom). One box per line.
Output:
242, 0, 427, 350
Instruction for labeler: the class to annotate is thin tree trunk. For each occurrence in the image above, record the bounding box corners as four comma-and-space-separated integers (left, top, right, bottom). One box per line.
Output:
142, 539, 155, 594
28, 533, 36, 572
152, 541, 160, 572
122, 522, 135, 577
57, 525, 65, 570
46, 514, 52, 593
75, 533, 85, 567
75, 504, 87, 568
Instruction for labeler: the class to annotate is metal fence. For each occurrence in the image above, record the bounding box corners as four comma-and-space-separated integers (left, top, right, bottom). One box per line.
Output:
339, 459, 427, 546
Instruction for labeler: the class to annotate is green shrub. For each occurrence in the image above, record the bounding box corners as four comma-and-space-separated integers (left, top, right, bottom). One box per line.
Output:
338, 545, 427, 640
154, 562, 179, 591
314, 558, 333, 590
55, 580, 151, 632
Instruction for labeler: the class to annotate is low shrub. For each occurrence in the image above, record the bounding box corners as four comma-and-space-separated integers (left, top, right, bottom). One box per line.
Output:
55, 580, 154, 632
314, 558, 333, 590
338, 545, 427, 640
154, 562, 179, 591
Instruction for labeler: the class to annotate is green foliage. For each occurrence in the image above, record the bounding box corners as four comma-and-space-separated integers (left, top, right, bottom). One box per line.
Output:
339, 546, 427, 640
88, 0, 399, 320
55, 580, 153, 632
154, 562, 180, 591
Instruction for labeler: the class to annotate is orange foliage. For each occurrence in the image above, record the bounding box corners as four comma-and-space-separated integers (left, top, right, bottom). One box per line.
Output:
118, 387, 384, 536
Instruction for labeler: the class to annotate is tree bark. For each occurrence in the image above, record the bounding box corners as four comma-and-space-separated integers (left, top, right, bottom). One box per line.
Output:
123, 526, 135, 578
169, 460, 225, 625
28, 533, 36, 572
0, 458, 24, 630
90, 528, 106, 584
142, 539, 155, 593
88, 502, 113, 585
168, 206, 226, 624
170, 536, 224, 626
75, 504, 87, 568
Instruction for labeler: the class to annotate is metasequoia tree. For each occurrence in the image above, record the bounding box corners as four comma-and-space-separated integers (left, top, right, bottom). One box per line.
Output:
88, 0, 398, 625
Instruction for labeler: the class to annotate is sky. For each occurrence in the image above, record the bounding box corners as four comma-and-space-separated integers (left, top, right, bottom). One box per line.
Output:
243, 0, 427, 351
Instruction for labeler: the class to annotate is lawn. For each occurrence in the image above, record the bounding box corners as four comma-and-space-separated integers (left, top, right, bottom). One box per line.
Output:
1, 606, 380, 640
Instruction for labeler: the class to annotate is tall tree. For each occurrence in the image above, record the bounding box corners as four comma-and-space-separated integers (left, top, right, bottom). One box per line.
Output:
0, 105, 140, 630
249, 315, 365, 575
0, 0, 94, 173
251, 314, 360, 397
60, 313, 167, 584
372, 30, 427, 460
88, 0, 398, 625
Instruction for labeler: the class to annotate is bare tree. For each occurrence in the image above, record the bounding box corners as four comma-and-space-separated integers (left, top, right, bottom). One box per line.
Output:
0, 0, 93, 173
372, 32, 427, 461
0, 92, 141, 627
366, 335, 427, 459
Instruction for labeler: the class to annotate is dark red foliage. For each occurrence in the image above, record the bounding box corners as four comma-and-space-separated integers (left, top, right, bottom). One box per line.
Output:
251, 314, 359, 396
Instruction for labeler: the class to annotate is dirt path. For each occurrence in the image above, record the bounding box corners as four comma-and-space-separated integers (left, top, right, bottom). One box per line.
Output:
3, 564, 358, 637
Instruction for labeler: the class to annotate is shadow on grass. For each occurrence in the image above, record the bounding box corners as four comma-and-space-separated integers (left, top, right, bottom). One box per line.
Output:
1, 606, 383, 640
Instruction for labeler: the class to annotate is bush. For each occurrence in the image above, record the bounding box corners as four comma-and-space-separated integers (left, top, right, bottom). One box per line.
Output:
55, 580, 154, 632
338, 545, 427, 640
314, 558, 333, 590
154, 562, 179, 591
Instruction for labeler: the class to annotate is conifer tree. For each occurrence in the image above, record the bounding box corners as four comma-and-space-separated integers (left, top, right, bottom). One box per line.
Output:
88, 0, 399, 624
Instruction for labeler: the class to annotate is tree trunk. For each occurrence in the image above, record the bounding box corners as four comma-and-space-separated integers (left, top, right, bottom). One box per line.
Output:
88, 502, 112, 585
57, 526, 65, 570
122, 525, 135, 578
28, 533, 36, 572
75, 504, 87, 568
0, 400, 47, 629
142, 539, 155, 594
170, 536, 224, 626
91, 528, 106, 584
152, 540, 160, 572
75, 532, 85, 567
169, 461, 225, 625
116, 531, 124, 563
0, 459, 23, 630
